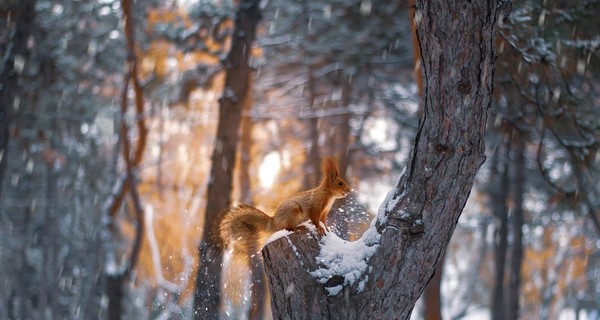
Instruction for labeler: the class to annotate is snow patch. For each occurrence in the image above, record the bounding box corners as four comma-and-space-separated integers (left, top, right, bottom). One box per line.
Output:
310, 227, 381, 296
326, 285, 343, 296
286, 237, 304, 267
264, 229, 293, 246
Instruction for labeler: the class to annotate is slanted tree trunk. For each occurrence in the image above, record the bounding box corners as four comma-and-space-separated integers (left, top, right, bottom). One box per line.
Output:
411, 1, 441, 315
192, 1, 261, 319
505, 132, 525, 320
0, 0, 37, 198
262, 1, 499, 318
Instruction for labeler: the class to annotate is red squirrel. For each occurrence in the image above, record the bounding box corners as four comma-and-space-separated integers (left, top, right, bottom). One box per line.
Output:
220, 157, 351, 260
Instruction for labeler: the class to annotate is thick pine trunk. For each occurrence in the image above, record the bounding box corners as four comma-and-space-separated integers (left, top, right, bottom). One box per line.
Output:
263, 1, 498, 318
192, 1, 261, 319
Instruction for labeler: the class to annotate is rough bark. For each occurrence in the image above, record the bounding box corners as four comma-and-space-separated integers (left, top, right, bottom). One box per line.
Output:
414, 0, 438, 314
505, 132, 525, 320
0, 0, 37, 198
263, 1, 498, 319
491, 140, 510, 320
249, 249, 267, 320
192, 1, 261, 319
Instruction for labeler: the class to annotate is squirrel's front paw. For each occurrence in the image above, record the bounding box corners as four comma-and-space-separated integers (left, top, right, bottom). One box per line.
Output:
316, 223, 329, 236
316, 227, 325, 236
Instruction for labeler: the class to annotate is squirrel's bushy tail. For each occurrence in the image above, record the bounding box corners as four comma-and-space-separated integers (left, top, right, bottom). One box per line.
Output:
219, 205, 273, 262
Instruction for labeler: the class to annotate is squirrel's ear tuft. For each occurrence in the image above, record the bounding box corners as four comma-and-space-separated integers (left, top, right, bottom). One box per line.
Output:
323, 157, 339, 177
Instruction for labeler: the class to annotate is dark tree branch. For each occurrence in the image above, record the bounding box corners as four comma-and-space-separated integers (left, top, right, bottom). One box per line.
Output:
104, 1, 148, 318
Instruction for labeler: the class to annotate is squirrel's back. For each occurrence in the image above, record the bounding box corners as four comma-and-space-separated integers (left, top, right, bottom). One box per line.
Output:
220, 205, 273, 260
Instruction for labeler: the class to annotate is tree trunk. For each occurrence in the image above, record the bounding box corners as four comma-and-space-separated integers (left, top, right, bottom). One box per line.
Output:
263, 1, 499, 319
408, 0, 423, 98
239, 81, 254, 205
248, 250, 267, 320
491, 140, 510, 320
423, 253, 444, 320
505, 132, 525, 320
192, 1, 261, 319
104, 1, 147, 318
330, 77, 352, 239
0, 0, 37, 198
301, 0, 321, 190
415, 0, 438, 314
106, 274, 125, 320
238, 73, 267, 320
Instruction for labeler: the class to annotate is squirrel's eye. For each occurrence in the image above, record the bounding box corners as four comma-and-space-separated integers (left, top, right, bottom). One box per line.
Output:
338, 182, 343, 186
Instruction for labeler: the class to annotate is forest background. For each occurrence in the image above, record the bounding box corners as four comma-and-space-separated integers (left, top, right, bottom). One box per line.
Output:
0, 0, 599, 319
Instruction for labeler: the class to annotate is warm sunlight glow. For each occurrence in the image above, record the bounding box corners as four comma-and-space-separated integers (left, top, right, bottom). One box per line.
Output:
258, 152, 281, 189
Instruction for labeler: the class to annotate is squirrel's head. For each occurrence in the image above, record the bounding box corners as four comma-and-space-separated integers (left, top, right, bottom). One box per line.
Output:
323, 157, 351, 199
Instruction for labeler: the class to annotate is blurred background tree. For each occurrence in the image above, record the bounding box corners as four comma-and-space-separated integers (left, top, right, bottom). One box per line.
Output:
0, 0, 598, 319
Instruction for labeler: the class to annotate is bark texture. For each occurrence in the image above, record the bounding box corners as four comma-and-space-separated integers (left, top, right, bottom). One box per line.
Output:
263, 1, 498, 319
193, 1, 261, 319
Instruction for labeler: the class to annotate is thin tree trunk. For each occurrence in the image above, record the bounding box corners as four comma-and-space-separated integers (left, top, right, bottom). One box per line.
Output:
505, 132, 525, 320
193, 1, 261, 319
301, 0, 321, 190
16, 205, 34, 320
423, 253, 444, 320
408, 0, 423, 98
106, 170, 145, 320
40, 155, 59, 320
491, 139, 510, 320
263, 1, 499, 318
238, 73, 267, 320
450, 219, 489, 320
330, 77, 352, 239
335, 78, 352, 179
104, 1, 147, 317
239, 76, 255, 205
0, 0, 37, 198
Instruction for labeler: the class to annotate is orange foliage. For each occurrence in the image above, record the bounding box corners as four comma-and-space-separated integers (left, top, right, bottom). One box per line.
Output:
521, 224, 591, 315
